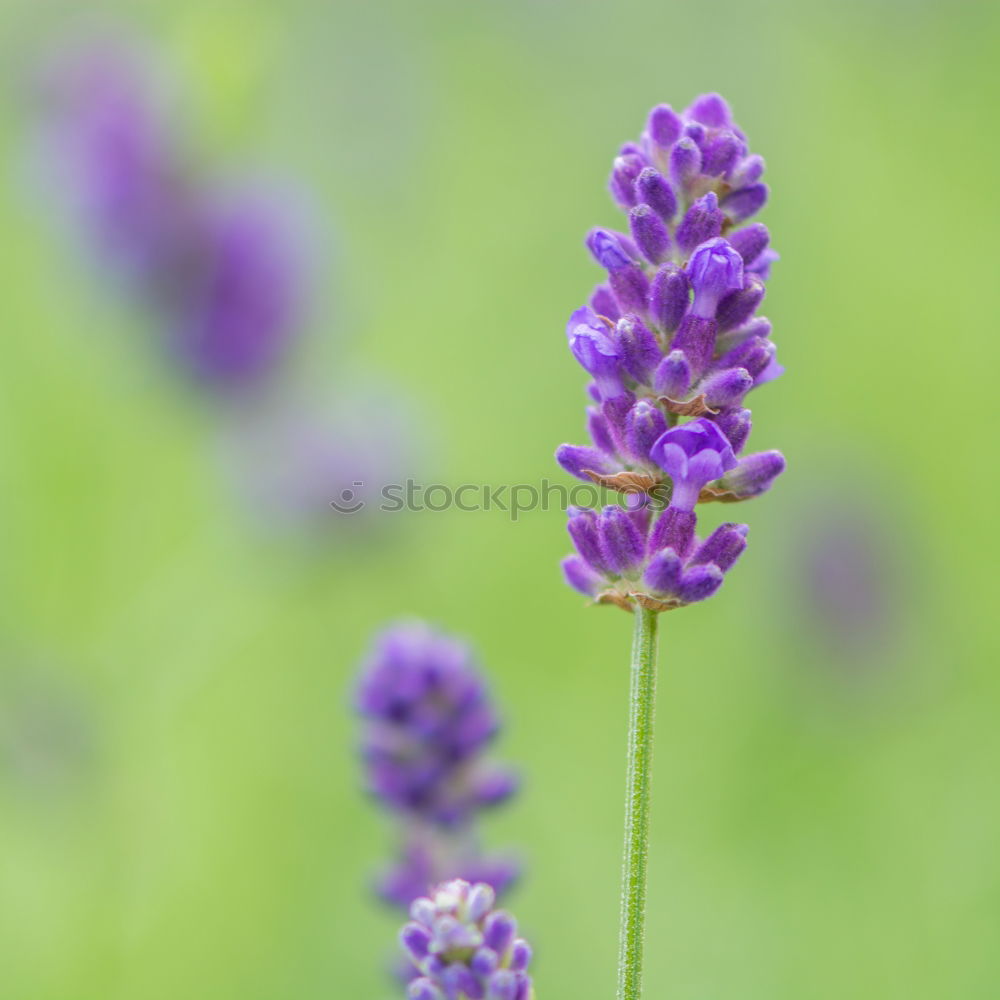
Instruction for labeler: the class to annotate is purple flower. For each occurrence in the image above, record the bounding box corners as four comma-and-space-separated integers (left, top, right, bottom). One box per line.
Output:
357, 623, 517, 828
715, 450, 786, 499
556, 94, 785, 612
650, 418, 738, 511
566, 306, 625, 398
358, 623, 521, 922
38, 40, 180, 269
401, 880, 535, 1000
687, 238, 744, 319
168, 193, 302, 385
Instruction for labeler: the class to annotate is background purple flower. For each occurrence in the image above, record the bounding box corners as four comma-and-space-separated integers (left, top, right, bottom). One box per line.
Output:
356, 622, 521, 914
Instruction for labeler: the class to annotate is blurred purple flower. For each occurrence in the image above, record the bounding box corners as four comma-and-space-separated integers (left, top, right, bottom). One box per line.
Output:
36, 37, 307, 389
166, 193, 304, 385
795, 499, 904, 660
357, 623, 517, 828
356, 622, 521, 915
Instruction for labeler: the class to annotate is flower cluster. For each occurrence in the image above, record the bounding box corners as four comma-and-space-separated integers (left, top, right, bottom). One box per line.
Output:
357, 623, 519, 909
38, 39, 303, 388
400, 880, 534, 1000
557, 94, 786, 611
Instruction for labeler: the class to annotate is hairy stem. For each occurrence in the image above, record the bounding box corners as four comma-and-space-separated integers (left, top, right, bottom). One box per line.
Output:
617, 605, 660, 1000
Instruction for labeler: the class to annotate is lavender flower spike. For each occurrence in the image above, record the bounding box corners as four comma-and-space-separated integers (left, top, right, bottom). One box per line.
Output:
401, 880, 535, 1000
357, 622, 520, 915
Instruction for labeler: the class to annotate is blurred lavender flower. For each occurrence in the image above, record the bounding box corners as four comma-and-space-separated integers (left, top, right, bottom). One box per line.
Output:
401, 880, 535, 1000
35, 37, 306, 389
557, 95, 786, 611
357, 623, 520, 909
163, 190, 304, 385
35, 38, 186, 271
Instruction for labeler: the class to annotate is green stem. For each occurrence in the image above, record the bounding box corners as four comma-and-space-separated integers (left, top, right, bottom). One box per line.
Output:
617, 605, 660, 1000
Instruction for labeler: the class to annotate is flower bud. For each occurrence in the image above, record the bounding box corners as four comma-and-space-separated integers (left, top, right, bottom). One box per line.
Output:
482, 910, 517, 953
682, 121, 706, 144
601, 393, 635, 454
717, 450, 786, 498
556, 444, 613, 481
716, 274, 765, 331
624, 399, 668, 463
712, 407, 752, 453
647, 104, 683, 148
586, 406, 616, 455
675, 192, 724, 256
635, 167, 677, 223
598, 504, 646, 575
653, 349, 692, 398
748, 248, 779, 280
589, 283, 621, 322
401, 923, 432, 961
649, 263, 690, 333
686, 92, 732, 128
562, 555, 602, 596
510, 940, 532, 972
586, 228, 632, 270
567, 507, 610, 574
629, 203, 671, 264
609, 153, 645, 209
700, 366, 753, 408
648, 507, 696, 558
669, 137, 702, 190
721, 182, 768, 222
701, 130, 743, 177
690, 522, 748, 570
614, 314, 660, 382
729, 154, 764, 187
669, 314, 717, 379
677, 564, 724, 603
609, 263, 651, 317
727, 223, 770, 266
643, 548, 683, 595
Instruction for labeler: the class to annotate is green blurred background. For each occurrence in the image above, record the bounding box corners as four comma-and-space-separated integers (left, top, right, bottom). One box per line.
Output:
2, 1, 999, 997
